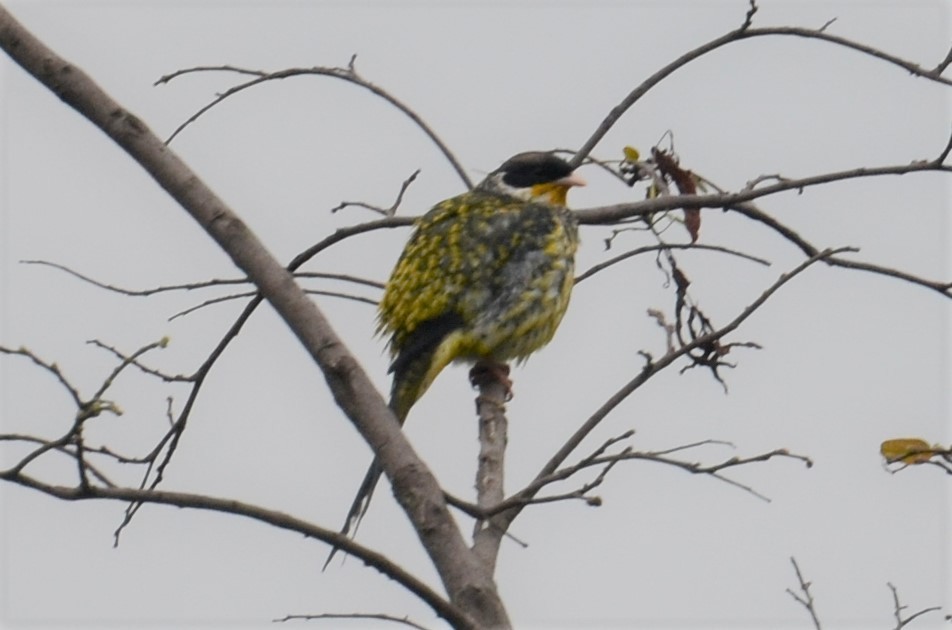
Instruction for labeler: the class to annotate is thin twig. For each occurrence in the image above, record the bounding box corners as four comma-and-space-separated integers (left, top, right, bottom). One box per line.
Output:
274, 612, 430, 629
86, 338, 191, 383
729, 202, 952, 297
19, 259, 248, 296
575, 243, 769, 284
932, 43, 952, 75
887, 582, 943, 629
0, 345, 84, 406
740, 0, 758, 31
87, 338, 168, 401
21, 259, 385, 297
169, 288, 377, 321
0, 434, 116, 487
529, 446, 809, 511
157, 62, 472, 189
786, 557, 822, 630
332, 169, 422, 217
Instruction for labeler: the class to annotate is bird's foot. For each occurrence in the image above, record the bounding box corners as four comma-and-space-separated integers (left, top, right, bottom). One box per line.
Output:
469, 361, 513, 401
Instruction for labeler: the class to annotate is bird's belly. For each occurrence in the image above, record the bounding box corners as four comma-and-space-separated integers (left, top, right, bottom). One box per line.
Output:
455, 266, 573, 363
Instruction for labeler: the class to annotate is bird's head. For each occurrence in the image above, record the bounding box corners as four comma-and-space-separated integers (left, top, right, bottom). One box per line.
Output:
480, 151, 586, 206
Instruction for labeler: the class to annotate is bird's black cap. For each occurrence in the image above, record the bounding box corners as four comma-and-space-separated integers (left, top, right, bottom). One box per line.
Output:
496, 152, 576, 188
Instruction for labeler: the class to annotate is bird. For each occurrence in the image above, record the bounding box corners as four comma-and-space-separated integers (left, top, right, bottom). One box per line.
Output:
324, 151, 585, 567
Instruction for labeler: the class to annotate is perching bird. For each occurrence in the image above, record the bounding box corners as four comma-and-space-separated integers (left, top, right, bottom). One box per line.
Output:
325, 151, 585, 567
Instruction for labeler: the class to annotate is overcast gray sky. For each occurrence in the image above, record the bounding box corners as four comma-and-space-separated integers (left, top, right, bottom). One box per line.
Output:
1, 1, 950, 628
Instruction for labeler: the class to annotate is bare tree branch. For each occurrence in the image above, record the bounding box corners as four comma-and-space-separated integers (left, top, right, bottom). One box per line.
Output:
573, 3, 952, 165
575, 242, 770, 284
274, 612, 431, 629
729, 202, 952, 297
933, 43, 952, 75
470, 364, 511, 573
787, 557, 822, 630
20, 259, 383, 296
887, 582, 944, 629
0, 471, 472, 629
573, 148, 952, 299
0, 433, 117, 488
168, 287, 378, 321
88, 338, 175, 399
0, 345, 83, 407
0, 7, 505, 626
332, 168, 422, 217
576, 154, 952, 226
156, 61, 473, 189
0, 342, 153, 481
477, 439, 811, 516
493, 247, 848, 533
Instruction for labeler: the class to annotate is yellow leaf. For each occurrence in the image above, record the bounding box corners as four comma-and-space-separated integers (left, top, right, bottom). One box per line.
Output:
880, 438, 934, 464
623, 145, 640, 162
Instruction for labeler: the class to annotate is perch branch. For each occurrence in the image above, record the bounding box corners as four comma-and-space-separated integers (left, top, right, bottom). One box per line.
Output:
469, 364, 511, 572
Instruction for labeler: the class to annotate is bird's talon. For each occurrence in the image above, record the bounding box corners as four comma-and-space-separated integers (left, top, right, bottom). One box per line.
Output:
470, 362, 513, 400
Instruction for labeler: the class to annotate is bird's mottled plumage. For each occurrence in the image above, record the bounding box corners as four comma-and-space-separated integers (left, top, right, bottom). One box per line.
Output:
324, 152, 583, 568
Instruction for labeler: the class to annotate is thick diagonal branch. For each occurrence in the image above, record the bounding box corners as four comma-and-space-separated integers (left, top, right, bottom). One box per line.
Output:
0, 6, 505, 627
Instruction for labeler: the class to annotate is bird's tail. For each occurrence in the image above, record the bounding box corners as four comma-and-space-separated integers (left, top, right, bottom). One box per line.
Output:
322, 387, 418, 570
322, 325, 459, 569
322, 457, 384, 570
